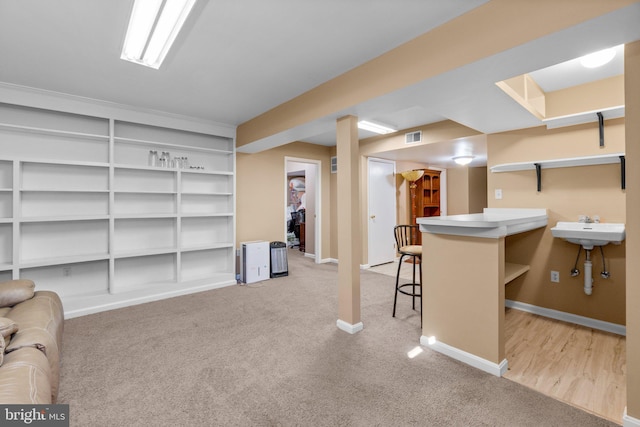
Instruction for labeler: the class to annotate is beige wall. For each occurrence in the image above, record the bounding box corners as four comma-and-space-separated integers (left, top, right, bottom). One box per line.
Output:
236, 141, 332, 260
469, 167, 488, 214
447, 166, 488, 215
487, 120, 626, 324
546, 75, 624, 118
625, 40, 640, 419
447, 168, 470, 215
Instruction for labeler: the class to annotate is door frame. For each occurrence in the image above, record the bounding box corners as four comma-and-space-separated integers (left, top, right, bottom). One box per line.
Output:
284, 157, 321, 263
367, 157, 396, 267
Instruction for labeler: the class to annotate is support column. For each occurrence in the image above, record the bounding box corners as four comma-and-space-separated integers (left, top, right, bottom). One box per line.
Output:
624, 40, 640, 426
336, 115, 362, 334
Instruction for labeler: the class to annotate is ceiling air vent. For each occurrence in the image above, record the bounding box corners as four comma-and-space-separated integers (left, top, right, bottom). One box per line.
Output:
405, 130, 422, 144
330, 156, 337, 174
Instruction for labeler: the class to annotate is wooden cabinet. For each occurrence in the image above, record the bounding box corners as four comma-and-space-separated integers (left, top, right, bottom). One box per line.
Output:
417, 169, 441, 218
414, 169, 441, 244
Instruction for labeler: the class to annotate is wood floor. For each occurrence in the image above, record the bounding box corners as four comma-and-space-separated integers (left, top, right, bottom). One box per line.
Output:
369, 262, 626, 423
503, 308, 626, 424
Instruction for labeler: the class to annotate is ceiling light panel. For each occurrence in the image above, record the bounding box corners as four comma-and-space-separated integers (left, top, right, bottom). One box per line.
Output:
121, 0, 196, 69
357, 120, 396, 134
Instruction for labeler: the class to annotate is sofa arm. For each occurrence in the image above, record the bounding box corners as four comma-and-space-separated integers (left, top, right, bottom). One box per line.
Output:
0, 347, 52, 404
5, 291, 64, 403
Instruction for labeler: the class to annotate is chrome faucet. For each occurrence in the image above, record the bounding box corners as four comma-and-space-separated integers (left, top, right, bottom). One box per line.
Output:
579, 215, 600, 224
579, 215, 593, 223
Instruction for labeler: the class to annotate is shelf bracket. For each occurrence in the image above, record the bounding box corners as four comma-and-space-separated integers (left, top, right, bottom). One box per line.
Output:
534, 163, 541, 192
620, 155, 626, 190
597, 112, 604, 147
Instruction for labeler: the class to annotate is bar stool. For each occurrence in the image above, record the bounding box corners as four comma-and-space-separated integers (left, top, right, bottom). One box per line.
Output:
392, 225, 422, 321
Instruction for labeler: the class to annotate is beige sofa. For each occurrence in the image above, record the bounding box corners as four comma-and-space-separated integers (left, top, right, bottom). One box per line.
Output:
0, 280, 64, 404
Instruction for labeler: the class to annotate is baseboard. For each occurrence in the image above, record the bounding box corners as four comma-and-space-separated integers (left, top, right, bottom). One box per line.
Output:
624, 408, 640, 427
360, 264, 370, 269
505, 300, 626, 336
420, 335, 508, 377
337, 319, 364, 334
304, 253, 316, 259
64, 279, 237, 319
319, 257, 337, 264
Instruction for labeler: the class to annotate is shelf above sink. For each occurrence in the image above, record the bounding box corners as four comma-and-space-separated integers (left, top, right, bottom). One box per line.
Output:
550, 221, 625, 250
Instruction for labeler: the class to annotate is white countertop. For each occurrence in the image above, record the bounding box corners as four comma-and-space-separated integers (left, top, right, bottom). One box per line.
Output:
417, 208, 548, 238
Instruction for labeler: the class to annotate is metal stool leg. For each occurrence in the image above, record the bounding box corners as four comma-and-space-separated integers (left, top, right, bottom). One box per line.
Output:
393, 254, 405, 317
411, 255, 417, 309
419, 255, 422, 325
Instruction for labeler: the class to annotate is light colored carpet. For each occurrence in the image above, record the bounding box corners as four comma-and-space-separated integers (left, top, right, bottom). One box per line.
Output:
59, 251, 616, 426
368, 259, 415, 281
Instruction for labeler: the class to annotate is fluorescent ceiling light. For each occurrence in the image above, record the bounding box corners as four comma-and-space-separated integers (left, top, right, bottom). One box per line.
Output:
453, 156, 474, 166
121, 0, 196, 69
579, 47, 616, 69
357, 120, 396, 134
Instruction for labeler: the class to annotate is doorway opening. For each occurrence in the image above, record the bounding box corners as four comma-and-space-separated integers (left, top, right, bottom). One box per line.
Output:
285, 157, 321, 262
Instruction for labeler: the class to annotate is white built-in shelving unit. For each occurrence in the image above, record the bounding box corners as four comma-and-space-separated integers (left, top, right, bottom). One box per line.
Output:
0, 102, 235, 317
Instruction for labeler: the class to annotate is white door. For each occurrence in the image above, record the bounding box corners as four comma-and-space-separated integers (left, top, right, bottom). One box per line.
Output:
368, 158, 396, 266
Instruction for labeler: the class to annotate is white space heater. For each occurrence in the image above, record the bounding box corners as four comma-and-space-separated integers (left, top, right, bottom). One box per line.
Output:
240, 241, 270, 284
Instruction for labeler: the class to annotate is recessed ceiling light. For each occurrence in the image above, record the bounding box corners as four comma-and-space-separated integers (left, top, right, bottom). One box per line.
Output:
579, 47, 616, 69
357, 120, 396, 134
121, 0, 196, 69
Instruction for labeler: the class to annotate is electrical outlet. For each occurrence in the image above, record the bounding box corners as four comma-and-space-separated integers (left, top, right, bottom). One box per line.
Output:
550, 270, 560, 283
495, 189, 503, 200
62, 266, 72, 277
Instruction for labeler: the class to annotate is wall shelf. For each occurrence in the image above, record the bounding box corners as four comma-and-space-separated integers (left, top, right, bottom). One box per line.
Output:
114, 136, 233, 154
181, 212, 233, 218
181, 243, 234, 252
19, 253, 110, 269
490, 153, 624, 172
491, 153, 626, 191
21, 159, 110, 168
542, 105, 624, 130
19, 215, 110, 222
113, 248, 178, 259
0, 122, 109, 141
504, 262, 530, 285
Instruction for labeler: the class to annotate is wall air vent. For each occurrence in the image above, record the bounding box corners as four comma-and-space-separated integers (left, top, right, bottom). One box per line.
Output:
405, 131, 422, 144
330, 156, 337, 173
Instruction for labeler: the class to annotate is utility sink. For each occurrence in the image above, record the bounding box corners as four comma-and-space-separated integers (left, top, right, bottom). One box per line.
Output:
550, 221, 626, 250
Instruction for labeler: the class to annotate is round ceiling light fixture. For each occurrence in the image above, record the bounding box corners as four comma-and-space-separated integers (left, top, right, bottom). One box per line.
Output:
453, 156, 474, 166
579, 47, 616, 69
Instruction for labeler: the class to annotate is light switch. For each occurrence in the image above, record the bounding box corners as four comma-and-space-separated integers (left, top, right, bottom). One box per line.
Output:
495, 189, 503, 200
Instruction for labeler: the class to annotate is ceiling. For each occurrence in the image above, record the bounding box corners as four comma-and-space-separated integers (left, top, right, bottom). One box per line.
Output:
1, 1, 639, 168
